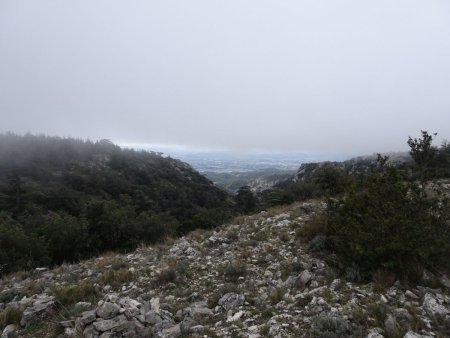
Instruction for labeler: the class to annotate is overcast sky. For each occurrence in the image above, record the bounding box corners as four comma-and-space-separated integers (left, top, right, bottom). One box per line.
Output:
1, 1, 449, 155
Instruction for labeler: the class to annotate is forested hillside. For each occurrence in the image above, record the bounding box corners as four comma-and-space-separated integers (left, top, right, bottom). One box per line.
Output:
0, 133, 232, 274
262, 137, 450, 207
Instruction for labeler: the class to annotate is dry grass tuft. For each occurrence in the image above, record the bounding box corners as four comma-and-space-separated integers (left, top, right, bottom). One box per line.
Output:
53, 281, 99, 306
296, 214, 328, 242
153, 268, 177, 286
372, 269, 396, 292
99, 269, 134, 289
0, 307, 23, 329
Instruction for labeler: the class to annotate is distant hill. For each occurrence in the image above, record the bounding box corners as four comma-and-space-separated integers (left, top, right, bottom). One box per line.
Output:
262, 144, 450, 207
0, 133, 232, 273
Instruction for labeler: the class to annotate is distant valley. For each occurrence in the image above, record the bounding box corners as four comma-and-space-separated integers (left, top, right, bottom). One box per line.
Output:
119, 144, 351, 192
203, 169, 296, 193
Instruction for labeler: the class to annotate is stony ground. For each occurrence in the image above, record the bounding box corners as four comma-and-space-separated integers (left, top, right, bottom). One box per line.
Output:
0, 200, 449, 337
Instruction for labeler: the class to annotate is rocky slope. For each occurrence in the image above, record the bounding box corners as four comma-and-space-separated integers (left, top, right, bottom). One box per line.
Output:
1, 200, 449, 338
293, 153, 412, 183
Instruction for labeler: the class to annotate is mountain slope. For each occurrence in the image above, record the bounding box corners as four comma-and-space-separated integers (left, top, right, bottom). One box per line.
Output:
0, 200, 448, 337
0, 133, 231, 273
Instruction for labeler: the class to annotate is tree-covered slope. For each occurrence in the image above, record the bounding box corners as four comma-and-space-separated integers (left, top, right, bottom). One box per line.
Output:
261, 138, 450, 207
0, 133, 232, 273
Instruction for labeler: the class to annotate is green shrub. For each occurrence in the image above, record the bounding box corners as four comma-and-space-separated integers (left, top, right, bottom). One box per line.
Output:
235, 185, 257, 213
226, 228, 239, 241
304, 133, 450, 282
174, 259, 189, 276
325, 164, 450, 280
310, 314, 353, 338
343, 263, 362, 283
262, 182, 321, 207
309, 235, 329, 253
251, 230, 268, 242
313, 164, 350, 195
0, 216, 50, 275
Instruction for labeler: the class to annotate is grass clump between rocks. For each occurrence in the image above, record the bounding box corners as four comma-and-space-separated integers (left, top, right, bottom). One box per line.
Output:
221, 261, 247, 282
53, 281, 99, 306
269, 288, 285, 305
99, 268, 134, 289
0, 307, 23, 330
207, 284, 240, 308
153, 268, 177, 286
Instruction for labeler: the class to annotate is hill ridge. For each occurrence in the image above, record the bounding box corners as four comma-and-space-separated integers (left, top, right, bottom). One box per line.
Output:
0, 133, 232, 274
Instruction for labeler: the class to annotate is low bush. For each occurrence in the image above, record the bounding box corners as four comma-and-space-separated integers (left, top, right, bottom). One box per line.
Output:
309, 235, 329, 253
174, 259, 189, 276
310, 314, 353, 338
262, 182, 321, 207
325, 164, 450, 280
304, 133, 450, 282
251, 230, 269, 242
226, 228, 239, 241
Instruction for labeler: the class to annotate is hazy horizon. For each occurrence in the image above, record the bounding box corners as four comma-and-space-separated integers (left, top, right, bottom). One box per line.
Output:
1, 1, 450, 154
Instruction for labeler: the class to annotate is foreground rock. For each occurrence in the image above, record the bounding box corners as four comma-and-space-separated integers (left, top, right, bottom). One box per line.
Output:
0, 200, 449, 337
